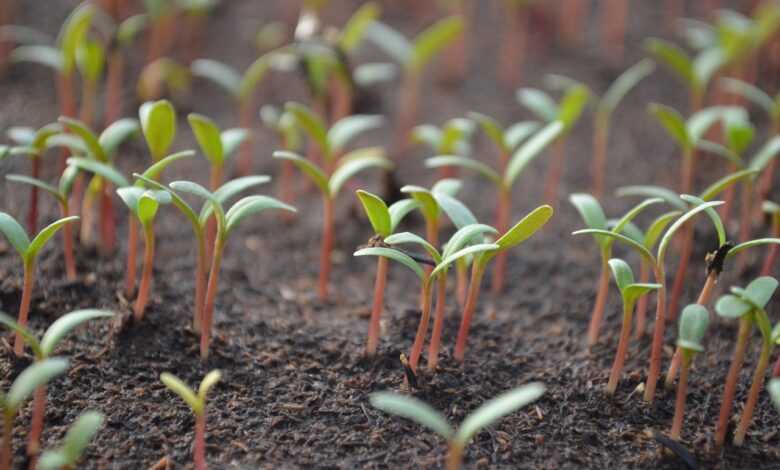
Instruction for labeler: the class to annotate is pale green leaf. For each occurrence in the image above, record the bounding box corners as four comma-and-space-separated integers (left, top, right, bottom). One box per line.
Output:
6, 175, 64, 204
220, 129, 249, 159
433, 192, 477, 229
10, 45, 63, 70
483, 205, 553, 264
224, 195, 296, 235
26, 216, 79, 262
0, 312, 41, 358
328, 115, 384, 153
426, 155, 501, 185
384, 231, 440, 263
7, 357, 69, 412
657, 200, 724, 264
356, 190, 391, 237
644, 38, 695, 88
67, 157, 128, 187
616, 185, 685, 209
354, 247, 425, 280
442, 224, 498, 259
677, 304, 709, 352
715, 294, 752, 319
649, 103, 690, 150
99, 118, 139, 158
504, 121, 564, 186
388, 199, 419, 231
623, 283, 662, 305
600, 59, 655, 115
59, 117, 106, 162
191, 59, 241, 98
160, 373, 203, 415
608, 258, 635, 293
40, 309, 113, 357
139, 100, 177, 160
699, 169, 757, 201
370, 392, 453, 439
188, 113, 223, 165
197, 370, 221, 401
285, 102, 329, 156
572, 229, 655, 264
749, 135, 780, 174
58, 3, 95, 74
433, 243, 499, 278
365, 21, 412, 65
329, 150, 391, 196
409, 16, 463, 73
516, 88, 558, 122
138, 150, 194, 183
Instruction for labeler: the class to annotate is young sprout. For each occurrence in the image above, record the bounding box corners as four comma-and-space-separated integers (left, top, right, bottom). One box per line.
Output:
191, 50, 283, 175
430, 119, 563, 293
370, 383, 544, 470
169, 180, 295, 358
160, 370, 221, 470
574, 197, 725, 402
454, 206, 553, 362
570, 194, 662, 346
260, 105, 302, 211
58, 116, 140, 253
75, 36, 105, 127
117, 188, 170, 321
589, 59, 655, 197
366, 16, 464, 157
669, 304, 709, 441
103, 13, 147, 124
0, 310, 112, 464
412, 118, 474, 179
762, 201, 780, 276
273, 120, 390, 301
37, 410, 104, 470
516, 77, 590, 206
68, 151, 192, 304
0, 358, 69, 470
714, 276, 778, 448
3, 123, 63, 233
605, 259, 661, 395
135, 174, 270, 333
0, 213, 79, 356
139, 99, 177, 162
10, 3, 95, 166
355, 190, 418, 356
187, 113, 249, 192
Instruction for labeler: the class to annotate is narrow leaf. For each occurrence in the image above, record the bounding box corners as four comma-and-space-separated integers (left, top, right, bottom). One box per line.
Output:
370, 392, 453, 439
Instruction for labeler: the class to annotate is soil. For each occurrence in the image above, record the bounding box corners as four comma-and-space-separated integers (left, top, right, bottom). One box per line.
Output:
0, 1, 778, 469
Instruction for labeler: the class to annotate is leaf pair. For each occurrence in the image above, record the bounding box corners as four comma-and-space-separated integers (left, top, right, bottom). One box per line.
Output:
188, 114, 248, 168
355, 190, 418, 239
716, 276, 779, 343
608, 259, 661, 307
0, 213, 79, 265
160, 370, 221, 416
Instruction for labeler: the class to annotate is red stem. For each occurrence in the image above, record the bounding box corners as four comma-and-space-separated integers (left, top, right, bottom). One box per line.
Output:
587, 255, 610, 347
13, 260, 33, 356
408, 280, 433, 372
721, 162, 739, 223
591, 116, 608, 198
125, 216, 138, 297
80, 185, 97, 247
61, 203, 77, 281
26, 385, 45, 467
366, 256, 388, 356
318, 197, 334, 301
133, 224, 155, 321
644, 265, 666, 402
734, 341, 771, 445
79, 80, 96, 128
491, 185, 511, 294
670, 353, 691, 440
497, 5, 526, 87
454, 262, 485, 362
201, 239, 224, 360
715, 316, 751, 448
205, 165, 223, 262
558, 0, 584, 47
543, 138, 565, 208
193, 233, 207, 334
607, 302, 633, 394
456, 261, 467, 307
57, 73, 76, 171
194, 412, 206, 470
104, 50, 123, 125
27, 156, 40, 234
634, 260, 650, 339
428, 275, 448, 369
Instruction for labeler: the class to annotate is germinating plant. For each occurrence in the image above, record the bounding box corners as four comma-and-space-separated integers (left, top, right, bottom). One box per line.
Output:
6, 165, 80, 280
74, 36, 104, 127
412, 117, 474, 178
0, 310, 112, 465
0, 358, 69, 470
516, 77, 590, 205
160, 370, 221, 470
669, 304, 709, 441
714, 276, 778, 447
0, 213, 79, 356
605, 258, 660, 395
37, 410, 104, 470
428, 118, 563, 293
355, 189, 418, 356
259, 105, 301, 211
370, 383, 545, 470
169, 180, 295, 358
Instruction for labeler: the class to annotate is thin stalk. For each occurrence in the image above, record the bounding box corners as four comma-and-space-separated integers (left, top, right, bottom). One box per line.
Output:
587, 253, 610, 347
634, 260, 650, 339
408, 279, 433, 372
13, 259, 34, 357
607, 301, 634, 395
104, 49, 123, 125
761, 218, 779, 276
543, 137, 566, 208
644, 264, 666, 402
733, 341, 772, 446
1, 413, 11, 470
99, 183, 116, 255
328, 76, 352, 124
79, 80, 97, 128
80, 184, 97, 247
27, 156, 40, 234
205, 164, 223, 262
591, 114, 609, 198
454, 261, 486, 362
57, 72, 76, 171
670, 353, 692, 440
600, 0, 626, 63
715, 316, 751, 448
133, 223, 155, 321
663, 0, 681, 34
193, 231, 206, 334
194, 412, 206, 470
491, 184, 511, 294
428, 274, 448, 369
456, 260, 467, 307
201, 238, 224, 359
26, 385, 45, 467
319, 196, 334, 300
124, 215, 138, 297
497, 4, 526, 87
366, 256, 388, 356
61, 202, 77, 281
446, 442, 464, 470
667, 218, 693, 323
184, 13, 205, 65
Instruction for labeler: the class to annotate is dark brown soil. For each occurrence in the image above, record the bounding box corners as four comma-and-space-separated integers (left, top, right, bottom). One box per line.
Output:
0, 1, 779, 469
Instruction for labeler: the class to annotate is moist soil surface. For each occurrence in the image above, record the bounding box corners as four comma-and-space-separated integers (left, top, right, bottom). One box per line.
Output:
0, 1, 779, 469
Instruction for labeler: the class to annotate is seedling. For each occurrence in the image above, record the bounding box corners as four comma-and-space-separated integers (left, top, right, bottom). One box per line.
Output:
135, 174, 270, 333
589, 59, 655, 196
516, 77, 590, 205
574, 197, 725, 402
430, 119, 563, 293
274, 133, 390, 301
68, 150, 192, 304
357, 223, 499, 370
187, 113, 249, 191
0, 358, 69, 470
75, 36, 104, 127
139, 99, 177, 162
169, 180, 295, 358
37, 410, 104, 470
762, 201, 780, 276
260, 105, 301, 210
454, 206, 553, 361
58, 116, 140, 252
160, 370, 221, 470
570, 194, 662, 346
366, 16, 464, 157
714, 276, 778, 447
191, 49, 284, 174
0, 213, 79, 356
0, 310, 112, 463
412, 118, 474, 178
355, 190, 418, 356
605, 259, 661, 395
370, 383, 544, 470
669, 304, 709, 441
